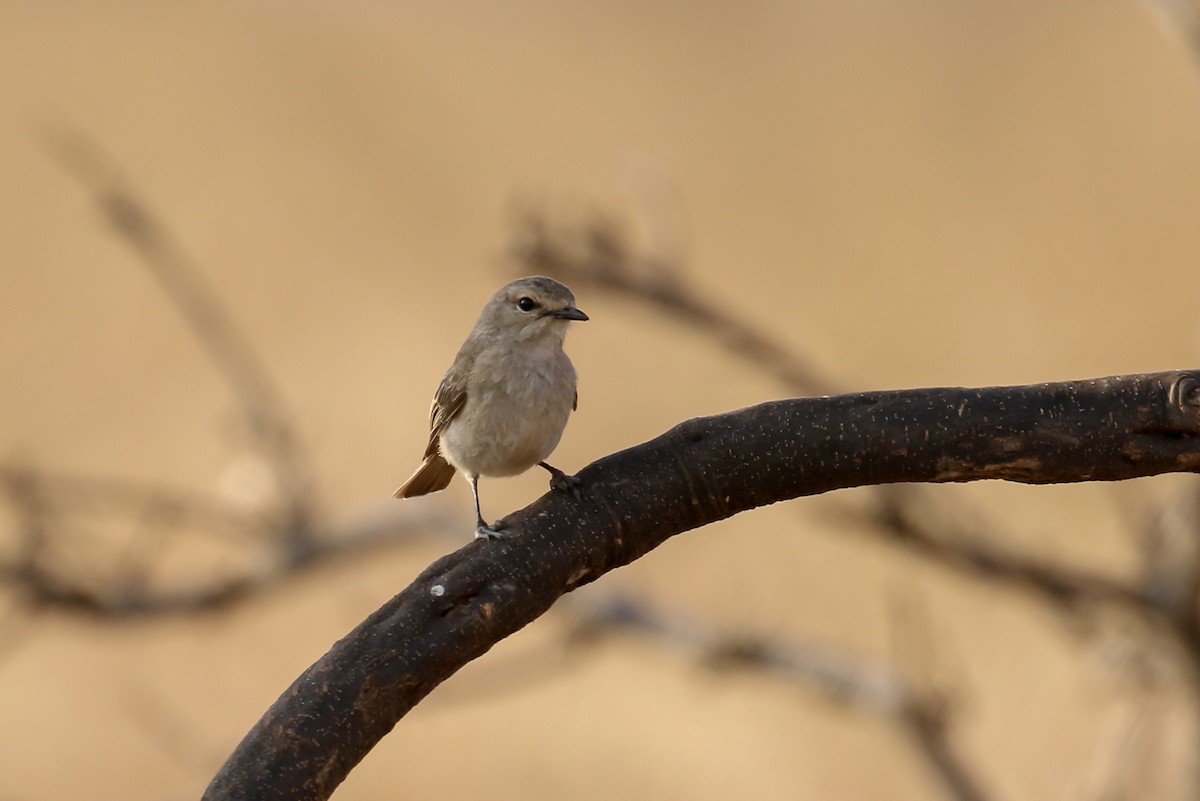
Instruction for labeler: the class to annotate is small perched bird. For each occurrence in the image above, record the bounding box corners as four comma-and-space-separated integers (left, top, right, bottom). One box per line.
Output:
394, 276, 588, 539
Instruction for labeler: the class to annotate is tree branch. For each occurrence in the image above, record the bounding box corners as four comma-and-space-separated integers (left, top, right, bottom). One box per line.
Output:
46, 127, 315, 544
205, 370, 1200, 800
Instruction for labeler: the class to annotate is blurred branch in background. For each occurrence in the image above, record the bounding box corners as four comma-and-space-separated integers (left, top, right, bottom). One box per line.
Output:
510, 202, 838, 395
510, 205, 1200, 801
560, 591, 989, 801
0, 132, 457, 630
0, 459, 452, 618
46, 128, 314, 545
1145, 0, 1200, 76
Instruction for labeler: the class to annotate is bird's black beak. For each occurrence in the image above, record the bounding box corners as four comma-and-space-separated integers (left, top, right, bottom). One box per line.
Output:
549, 306, 589, 321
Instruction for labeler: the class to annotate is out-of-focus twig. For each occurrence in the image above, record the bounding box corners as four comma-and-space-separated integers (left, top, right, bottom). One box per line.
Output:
46, 127, 314, 544
0, 463, 261, 541
887, 586, 990, 801
1139, 481, 1200, 665
562, 588, 989, 801
860, 486, 1154, 613
0, 132, 465, 625
0, 460, 451, 618
1144, 0, 1200, 76
563, 592, 905, 709
510, 210, 838, 396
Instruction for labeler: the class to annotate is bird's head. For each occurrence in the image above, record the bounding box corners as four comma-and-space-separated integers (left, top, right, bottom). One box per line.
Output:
485, 276, 588, 344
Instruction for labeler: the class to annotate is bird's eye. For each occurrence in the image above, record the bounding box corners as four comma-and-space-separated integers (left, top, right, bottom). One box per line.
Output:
516, 297, 539, 312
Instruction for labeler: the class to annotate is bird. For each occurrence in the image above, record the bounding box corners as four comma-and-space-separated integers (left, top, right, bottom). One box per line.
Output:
394, 276, 588, 539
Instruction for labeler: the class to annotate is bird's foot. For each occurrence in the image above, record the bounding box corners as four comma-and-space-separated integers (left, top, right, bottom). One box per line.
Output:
540, 462, 583, 499
475, 520, 508, 541
551, 472, 583, 499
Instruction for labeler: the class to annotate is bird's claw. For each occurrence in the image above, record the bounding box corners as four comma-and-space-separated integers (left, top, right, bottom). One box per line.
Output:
475, 521, 507, 541
550, 471, 583, 499
540, 463, 583, 499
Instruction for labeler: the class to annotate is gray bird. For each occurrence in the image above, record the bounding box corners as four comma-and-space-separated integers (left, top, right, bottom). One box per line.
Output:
395, 276, 588, 539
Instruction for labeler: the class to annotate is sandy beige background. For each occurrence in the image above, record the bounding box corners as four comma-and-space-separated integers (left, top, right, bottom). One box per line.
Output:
3, 1, 1200, 799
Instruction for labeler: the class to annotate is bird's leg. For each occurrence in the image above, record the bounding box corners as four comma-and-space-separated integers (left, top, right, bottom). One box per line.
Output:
470, 474, 505, 540
539, 462, 582, 498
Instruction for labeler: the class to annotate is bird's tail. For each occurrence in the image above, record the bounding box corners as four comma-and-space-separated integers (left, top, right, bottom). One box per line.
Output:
394, 454, 457, 498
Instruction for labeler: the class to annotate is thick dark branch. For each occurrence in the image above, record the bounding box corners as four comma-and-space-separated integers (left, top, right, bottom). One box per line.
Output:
205, 371, 1200, 801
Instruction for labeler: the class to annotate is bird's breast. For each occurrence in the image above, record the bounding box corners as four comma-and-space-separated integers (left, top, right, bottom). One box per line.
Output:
440, 346, 577, 478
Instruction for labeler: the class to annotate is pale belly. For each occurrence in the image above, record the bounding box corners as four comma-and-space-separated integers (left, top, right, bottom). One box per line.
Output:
440, 354, 576, 478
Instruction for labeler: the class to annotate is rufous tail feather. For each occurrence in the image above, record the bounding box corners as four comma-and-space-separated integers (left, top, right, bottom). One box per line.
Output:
394, 454, 456, 498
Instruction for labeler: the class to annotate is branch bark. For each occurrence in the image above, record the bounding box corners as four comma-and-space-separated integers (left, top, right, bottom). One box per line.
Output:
204, 370, 1200, 801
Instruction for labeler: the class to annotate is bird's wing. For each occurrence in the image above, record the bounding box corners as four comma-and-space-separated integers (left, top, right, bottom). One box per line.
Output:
424, 369, 468, 459
573, 389, 578, 411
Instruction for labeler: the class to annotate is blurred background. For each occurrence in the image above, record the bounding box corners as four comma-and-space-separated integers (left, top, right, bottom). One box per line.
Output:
3, 1, 1200, 799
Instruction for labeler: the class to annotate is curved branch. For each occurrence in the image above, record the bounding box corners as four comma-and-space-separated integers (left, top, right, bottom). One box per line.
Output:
204, 370, 1200, 801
